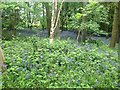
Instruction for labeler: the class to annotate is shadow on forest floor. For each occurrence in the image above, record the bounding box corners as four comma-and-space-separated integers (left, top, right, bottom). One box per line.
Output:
17, 29, 111, 45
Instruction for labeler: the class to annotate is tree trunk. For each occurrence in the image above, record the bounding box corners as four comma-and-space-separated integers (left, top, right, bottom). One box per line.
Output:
54, 19, 60, 39
50, 0, 57, 44
77, 30, 80, 43
60, 4, 64, 31
110, 3, 119, 48
0, 47, 6, 72
50, 0, 64, 44
118, 1, 120, 60
118, 1, 120, 42
0, 10, 2, 40
26, 2, 32, 30
81, 2, 87, 42
64, 3, 68, 31
42, 3, 45, 30
44, 3, 51, 36
117, 1, 120, 43
13, 9, 17, 36
26, 2, 30, 29
54, 3, 60, 39
105, 3, 109, 39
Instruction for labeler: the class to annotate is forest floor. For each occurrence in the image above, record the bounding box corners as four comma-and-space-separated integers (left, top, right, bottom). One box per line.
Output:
17, 29, 111, 45
2, 32, 118, 88
2, 29, 119, 88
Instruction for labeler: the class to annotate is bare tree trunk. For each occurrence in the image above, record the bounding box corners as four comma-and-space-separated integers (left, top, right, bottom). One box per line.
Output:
26, 2, 30, 29
13, 9, 17, 36
110, 3, 119, 48
0, 47, 6, 72
118, 1, 120, 60
118, 1, 120, 42
117, 2, 120, 43
55, 19, 60, 39
104, 3, 109, 39
26, 2, 32, 30
77, 30, 80, 43
0, 9, 2, 40
60, 4, 64, 31
54, 3, 60, 39
64, 2, 68, 31
81, 2, 87, 42
50, 0, 64, 44
44, 3, 51, 36
50, 0, 57, 44
12, 6, 19, 36
42, 3, 45, 30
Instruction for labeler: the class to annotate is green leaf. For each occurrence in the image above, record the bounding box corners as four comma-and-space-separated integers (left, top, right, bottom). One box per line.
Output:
75, 13, 82, 19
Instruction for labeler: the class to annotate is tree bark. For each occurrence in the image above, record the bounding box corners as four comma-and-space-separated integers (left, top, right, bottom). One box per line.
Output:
54, 19, 60, 39
42, 3, 45, 30
50, 0, 64, 44
77, 30, 80, 43
44, 3, 51, 36
26, 2, 30, 29
54, 3, 60, 39
110, 3, 119, 48
0, 9, 2, 40
118, 1, 120, 60
50, 0, 57, 44
117, 1, 120, 43
65, 3, 68, 31
81, 2, 87, 42
26, 2, 32, 30
13, 9, 17, 36
0, 47, 6, 72
60, 4, 64, 31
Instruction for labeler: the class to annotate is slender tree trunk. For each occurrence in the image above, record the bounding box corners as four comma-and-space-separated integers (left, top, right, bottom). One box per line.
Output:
27, 2, 32, 30
105, 3, 109, 39
13, 9, 17, 36
60, 4, 64, 31
50, 0, 57, 44
0, 47, 6, 72
0, 9, 2, 40
9, 9, 16, 37
110, 3, 119, 48
118, 1, 120, 39
105, 14, 109, 39
117, 1, 120, 43
42, 3, 45, 30
26, 2, 30, 29
54, 3, 60, 39
13, 6, 20, 36
77, 30, 80, 43
44, 3, 51, 36
81, 2, 87, 42
105, 22, 109, 39
61, 17, 64, 31
65, 3, 68, 31
118, 1, 120, 60
55, 19, 60, 39
50, 0, 64, 44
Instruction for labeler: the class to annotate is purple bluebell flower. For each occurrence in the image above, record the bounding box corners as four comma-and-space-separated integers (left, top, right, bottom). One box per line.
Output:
16, 67, 20, 71
0, 72, 2, 76
25, 61, 28, 66
22, 68, 26, 71
30, 64, 32, 69
25, 72, 31, 79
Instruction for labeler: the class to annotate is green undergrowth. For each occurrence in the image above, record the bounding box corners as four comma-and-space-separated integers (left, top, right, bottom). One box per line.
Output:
1, 36, 119, 88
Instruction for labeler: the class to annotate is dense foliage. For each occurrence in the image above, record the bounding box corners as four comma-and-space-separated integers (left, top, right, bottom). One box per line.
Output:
1, 2, 114, 34
0, 1, 119, 89
2, 36, 118, 88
